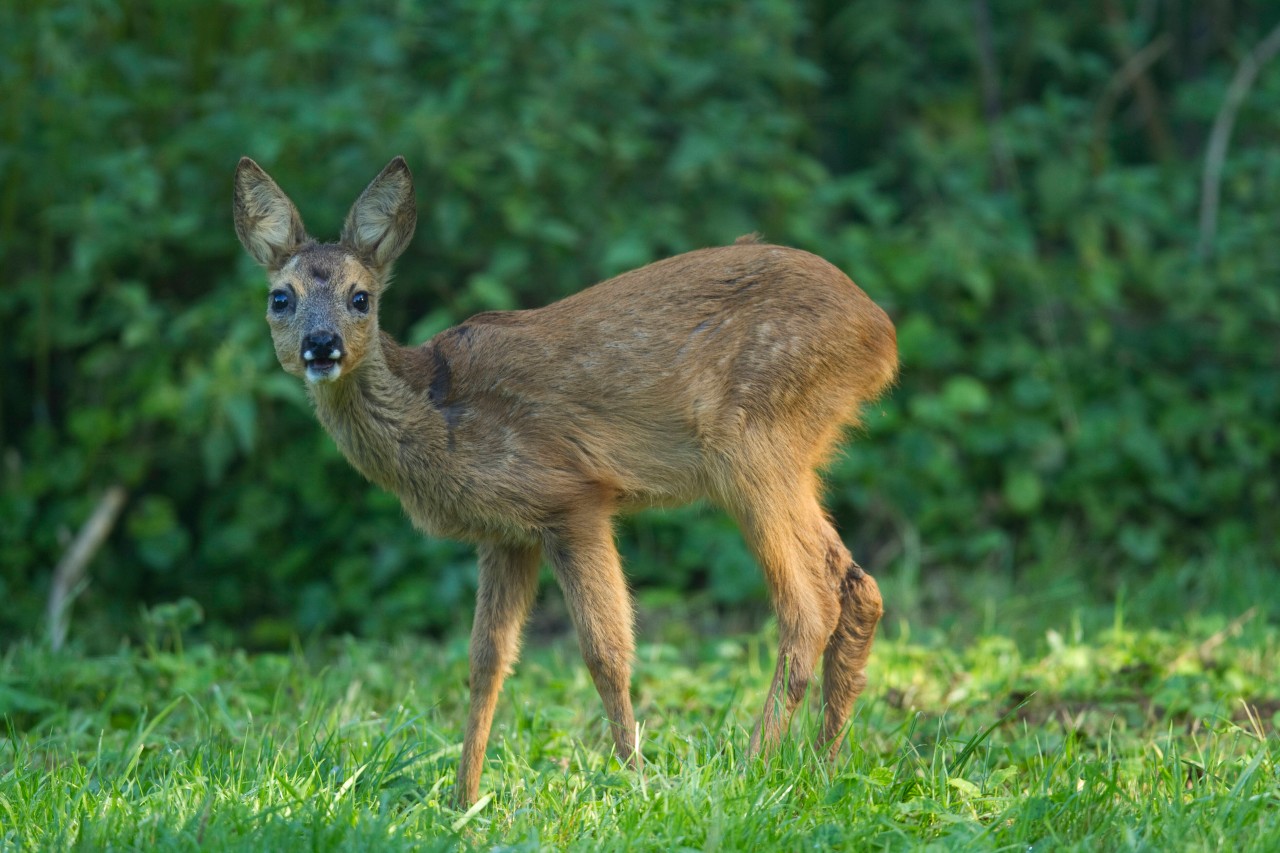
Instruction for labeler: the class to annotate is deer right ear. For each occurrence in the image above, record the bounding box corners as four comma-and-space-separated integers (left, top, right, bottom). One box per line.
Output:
340, 156, 417, 277
233, 158, 308, 270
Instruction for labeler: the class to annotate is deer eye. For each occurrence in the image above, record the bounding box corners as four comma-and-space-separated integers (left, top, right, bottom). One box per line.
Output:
351, 291, 370, 313
269, 289, 291, 313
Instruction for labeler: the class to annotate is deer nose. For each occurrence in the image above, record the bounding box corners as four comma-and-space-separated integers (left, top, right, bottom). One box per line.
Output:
301, 330, 344, 365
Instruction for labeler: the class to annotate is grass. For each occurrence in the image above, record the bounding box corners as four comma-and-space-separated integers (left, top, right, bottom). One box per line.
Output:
2, 590, 1278, 850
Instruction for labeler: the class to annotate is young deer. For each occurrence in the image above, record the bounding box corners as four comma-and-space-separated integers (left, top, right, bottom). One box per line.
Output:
233, 156, 897, 806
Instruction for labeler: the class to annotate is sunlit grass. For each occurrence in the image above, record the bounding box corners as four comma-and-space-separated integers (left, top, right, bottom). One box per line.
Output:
2, 603, 1278, 850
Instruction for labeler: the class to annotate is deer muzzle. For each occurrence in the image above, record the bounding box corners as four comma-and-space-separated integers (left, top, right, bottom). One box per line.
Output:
301, 330, 345, 382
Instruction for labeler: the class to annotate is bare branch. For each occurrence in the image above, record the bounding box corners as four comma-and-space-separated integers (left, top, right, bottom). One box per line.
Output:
47, 485, 127, 651
1091, 33, 1173, 173
1197, 22, 1280, 260
1101, 0, 1174, 162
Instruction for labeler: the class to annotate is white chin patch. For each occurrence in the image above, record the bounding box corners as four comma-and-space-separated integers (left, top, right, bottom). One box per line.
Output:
305, 363, 343, 384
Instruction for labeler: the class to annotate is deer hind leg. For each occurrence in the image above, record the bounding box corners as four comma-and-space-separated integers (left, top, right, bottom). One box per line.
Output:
816, 531, 883, 758
457, 540, 542, 807
729, 477, 842, 756
542, 510, 640, 770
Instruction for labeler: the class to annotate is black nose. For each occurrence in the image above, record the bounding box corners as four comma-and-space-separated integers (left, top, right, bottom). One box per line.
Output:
301, 330, 344, 364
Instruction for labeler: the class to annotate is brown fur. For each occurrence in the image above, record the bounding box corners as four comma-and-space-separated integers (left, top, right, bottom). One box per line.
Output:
233, 156, 899, 806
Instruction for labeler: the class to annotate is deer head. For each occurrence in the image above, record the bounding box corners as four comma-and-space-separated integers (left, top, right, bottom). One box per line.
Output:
233, 156, 417, 383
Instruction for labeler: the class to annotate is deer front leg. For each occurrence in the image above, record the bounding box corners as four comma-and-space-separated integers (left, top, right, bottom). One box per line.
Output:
456, 540, 541, 807
542, 512, 640, 770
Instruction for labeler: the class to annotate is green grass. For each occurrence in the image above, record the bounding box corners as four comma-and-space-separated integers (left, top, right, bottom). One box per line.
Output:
2, 599, 1278, 850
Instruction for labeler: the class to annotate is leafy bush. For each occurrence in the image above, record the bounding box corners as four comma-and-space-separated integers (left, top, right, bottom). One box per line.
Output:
2, 0, 1277, 644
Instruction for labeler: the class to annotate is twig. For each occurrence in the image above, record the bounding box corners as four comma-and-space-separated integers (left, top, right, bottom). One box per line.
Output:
1101, 0, 1174, 163
1091, 33, 1173, 173
47, 485, 127, 651
1172, 607, 1258, 669
1197, 22, 1280, 260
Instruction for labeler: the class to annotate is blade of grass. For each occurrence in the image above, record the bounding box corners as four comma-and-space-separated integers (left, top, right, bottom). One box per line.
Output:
951, 693, 1034, 778
122, 695, 187, 778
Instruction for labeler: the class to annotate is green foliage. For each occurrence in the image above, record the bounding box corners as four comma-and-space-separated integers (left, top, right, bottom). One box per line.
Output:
2, 1, 1279, 642
1, 610, 1277, 849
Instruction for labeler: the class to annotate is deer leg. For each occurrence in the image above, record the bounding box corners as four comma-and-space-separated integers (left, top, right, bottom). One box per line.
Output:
732, 484, 842, 756
817, 534, 882, 757
543, 512, 640, 770
457, 540, 541, 807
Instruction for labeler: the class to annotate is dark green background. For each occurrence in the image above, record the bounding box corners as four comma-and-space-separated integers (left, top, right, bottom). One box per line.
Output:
3, 0, 1277, 647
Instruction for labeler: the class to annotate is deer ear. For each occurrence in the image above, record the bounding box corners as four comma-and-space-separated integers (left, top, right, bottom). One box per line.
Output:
341, 156, 417, 276
233, 158, 308, 270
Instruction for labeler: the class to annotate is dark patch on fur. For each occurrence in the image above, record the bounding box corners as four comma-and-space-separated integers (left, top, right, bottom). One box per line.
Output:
380, 332, 432, 395
427, 343, 458, 450
718, 273, 759, 295
839, 560, 867, 599
676, 318, 720, 360
438, 324, 474, 346
825, 540, 867, 598
564, 433, 590, 455
428, 344, 452, 404
290, 243, 351, 276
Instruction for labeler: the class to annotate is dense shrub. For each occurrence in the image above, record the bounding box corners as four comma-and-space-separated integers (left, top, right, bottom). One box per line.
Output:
2, 0, 1277, 644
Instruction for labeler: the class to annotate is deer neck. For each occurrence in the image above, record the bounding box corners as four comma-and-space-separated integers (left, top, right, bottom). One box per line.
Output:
308, 331, 445, 496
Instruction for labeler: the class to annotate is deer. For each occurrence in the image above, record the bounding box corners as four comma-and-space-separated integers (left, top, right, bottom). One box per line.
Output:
233, 156, 898, 806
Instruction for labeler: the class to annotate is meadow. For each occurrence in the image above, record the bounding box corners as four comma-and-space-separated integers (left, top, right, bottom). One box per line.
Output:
4, 562, 1277, 851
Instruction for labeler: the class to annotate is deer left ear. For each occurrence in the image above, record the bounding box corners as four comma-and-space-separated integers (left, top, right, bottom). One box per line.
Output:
233, 157, 309, 270
341, 156, 417, 278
